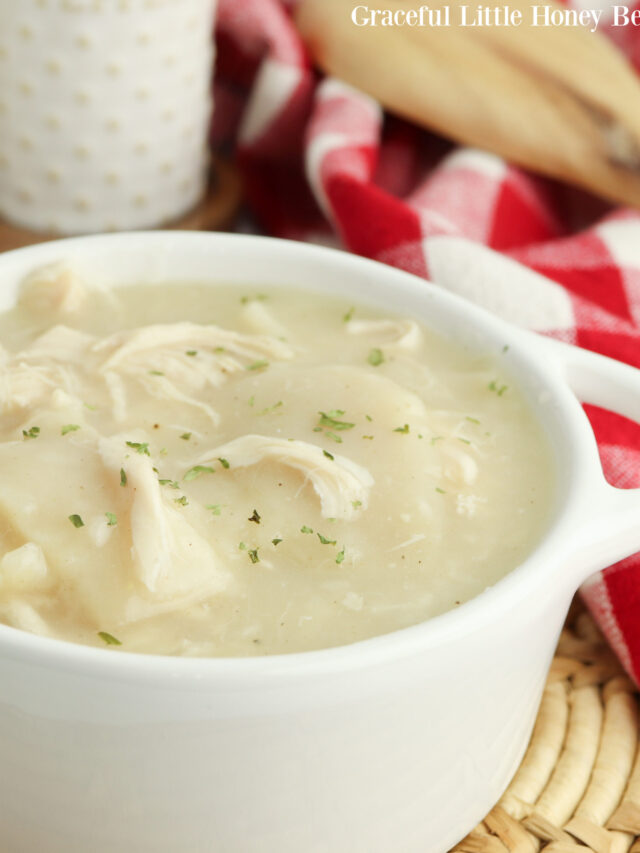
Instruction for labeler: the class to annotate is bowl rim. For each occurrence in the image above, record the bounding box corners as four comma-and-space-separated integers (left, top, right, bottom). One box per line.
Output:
0, 231, 598, 684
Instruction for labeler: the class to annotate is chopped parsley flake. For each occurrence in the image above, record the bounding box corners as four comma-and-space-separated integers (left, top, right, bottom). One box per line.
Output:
317, 411, 355, 431
22, 426, 40, 440
362, 435, 374, 440
325, 431, 343, 443
435, 487, 446, 494
488, 381, 508, 396
238, 542, 247, 550
186, 350, 198, 357
272, 538, 283, 546
248, 509, 261, 524
317, 533, 337, 545
61, 424, 81, 436
68, 514, 84, 528
218, 457, 230, 469
323, 450, 334, 460
368, 348, 384, 367
120, 468, 127, 487
241, 294, 268, 305
335, 548, 346, 565
206, 504, 222, 516
148, 370, 164, 376
343, 306, 355, 323
105, 512, 117, 527
458, 438, 471, 445
352, 500, 362, 509
174, 496, 189, 506
248, 549, 260, 564
97, 631, 121, 646
184, 465, 214, 482
301, 525, 314, 534
365, 414, 373, 422
394, 424, 410, 434
257, 400, 283, 416
84, 402, 97, 411
502, 344, 510, 353
246, 360, 269, 371
465, 416, 480, 425
126, 441, 150, 456
248, 396, 255, 407
159, 478, 180, 489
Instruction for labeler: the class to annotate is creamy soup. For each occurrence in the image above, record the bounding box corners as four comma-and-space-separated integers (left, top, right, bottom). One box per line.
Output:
0, 265, 554, 655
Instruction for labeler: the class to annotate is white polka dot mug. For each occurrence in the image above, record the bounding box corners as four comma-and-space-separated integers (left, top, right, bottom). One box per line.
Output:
0, 0, 217, 234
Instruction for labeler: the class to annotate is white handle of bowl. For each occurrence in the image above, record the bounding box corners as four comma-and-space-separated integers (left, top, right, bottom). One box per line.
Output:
531, 334, 640, 577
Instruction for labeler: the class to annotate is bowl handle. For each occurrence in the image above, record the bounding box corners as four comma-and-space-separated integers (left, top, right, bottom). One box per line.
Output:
530, 334, 640, 577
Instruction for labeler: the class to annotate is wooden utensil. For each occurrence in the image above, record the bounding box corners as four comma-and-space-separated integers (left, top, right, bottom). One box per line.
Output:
295, 0, 640, 207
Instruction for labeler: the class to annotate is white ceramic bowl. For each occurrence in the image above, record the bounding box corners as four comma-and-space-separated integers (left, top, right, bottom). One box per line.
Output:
0, 233, 639, 853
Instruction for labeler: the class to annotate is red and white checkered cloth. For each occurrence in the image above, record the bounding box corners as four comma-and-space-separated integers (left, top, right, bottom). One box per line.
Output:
214, 0, 640, 681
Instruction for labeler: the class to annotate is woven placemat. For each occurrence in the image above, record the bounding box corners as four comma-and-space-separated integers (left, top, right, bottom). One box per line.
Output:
451, 600, 640, 853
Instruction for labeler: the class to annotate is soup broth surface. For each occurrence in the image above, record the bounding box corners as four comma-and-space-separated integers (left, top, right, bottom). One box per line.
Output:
0, 267, 555, 655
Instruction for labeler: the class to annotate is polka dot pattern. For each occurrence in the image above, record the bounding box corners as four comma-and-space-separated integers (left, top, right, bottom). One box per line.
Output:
0, 0, 216, 233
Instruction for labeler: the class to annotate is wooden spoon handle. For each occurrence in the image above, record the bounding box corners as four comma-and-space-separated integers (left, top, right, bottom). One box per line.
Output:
295, 0, 640, 206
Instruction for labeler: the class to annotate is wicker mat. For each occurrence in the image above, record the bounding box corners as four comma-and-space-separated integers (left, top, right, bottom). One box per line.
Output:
451, 601, 640, 853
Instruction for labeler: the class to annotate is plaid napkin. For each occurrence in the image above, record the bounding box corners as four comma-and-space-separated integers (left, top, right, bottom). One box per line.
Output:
214, 0, 640, 682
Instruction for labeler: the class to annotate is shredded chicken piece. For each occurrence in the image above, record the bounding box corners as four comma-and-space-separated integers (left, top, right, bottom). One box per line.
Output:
94, 322, 294, 423
199, 434, 374, 520
95, 322, 293, 375
241, 300, 289, 338
0, 320, 294, 423
0, 327, 94, 414
21, 326, 95, 363
0, 362, 77, 413
0, 543, 50, 593
0, 600, 51, 636
346, 318, 422, 350
98, 435, 232, 611
19, 263, 89, 316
